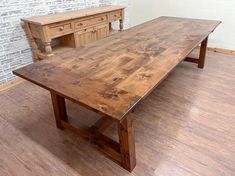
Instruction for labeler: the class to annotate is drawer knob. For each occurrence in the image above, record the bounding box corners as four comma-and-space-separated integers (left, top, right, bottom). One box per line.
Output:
101, 17, 105, 20
79, 23, 83, 26
59, 26, 64, 31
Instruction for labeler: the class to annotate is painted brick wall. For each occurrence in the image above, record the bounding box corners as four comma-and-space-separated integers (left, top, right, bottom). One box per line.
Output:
0, 0, 130, 85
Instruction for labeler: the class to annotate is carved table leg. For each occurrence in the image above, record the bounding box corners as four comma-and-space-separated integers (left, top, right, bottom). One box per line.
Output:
50, 92, 68, 129
118, 113, 136, 172
198, 36, 208, 69
44, 42, 53, 55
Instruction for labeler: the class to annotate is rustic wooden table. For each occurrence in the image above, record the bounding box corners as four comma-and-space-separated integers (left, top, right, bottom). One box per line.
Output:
13, 16, 220, 172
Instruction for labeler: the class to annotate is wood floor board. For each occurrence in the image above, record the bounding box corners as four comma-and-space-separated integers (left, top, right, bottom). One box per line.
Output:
0, 50, 235, 175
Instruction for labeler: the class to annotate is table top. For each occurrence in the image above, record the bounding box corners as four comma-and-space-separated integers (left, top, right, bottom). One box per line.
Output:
21, 5, 125, 25
14, 17, 221, 121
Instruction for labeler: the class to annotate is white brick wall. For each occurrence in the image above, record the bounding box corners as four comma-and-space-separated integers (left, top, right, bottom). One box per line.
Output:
0, 0, 130, 84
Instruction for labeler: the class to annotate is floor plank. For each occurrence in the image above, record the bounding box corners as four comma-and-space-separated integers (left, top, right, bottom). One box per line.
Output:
0, 51, 235, 176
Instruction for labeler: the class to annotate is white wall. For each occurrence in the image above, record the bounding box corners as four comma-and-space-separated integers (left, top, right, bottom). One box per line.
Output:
129, 0, 235, 50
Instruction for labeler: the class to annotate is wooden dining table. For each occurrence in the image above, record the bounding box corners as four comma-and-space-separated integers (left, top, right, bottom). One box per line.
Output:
13, 16, 221, 172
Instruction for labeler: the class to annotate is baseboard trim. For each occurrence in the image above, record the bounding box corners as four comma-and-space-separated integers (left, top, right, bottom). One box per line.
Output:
207, 47, 235, 56
0, 78, 25, 92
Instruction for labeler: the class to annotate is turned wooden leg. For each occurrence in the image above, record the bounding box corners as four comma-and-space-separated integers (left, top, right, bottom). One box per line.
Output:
50, 92, 68, 129
118, 113, 136, 172
44, 42, 53, 55
119, 19, 124, 31
198, 37, 208, 69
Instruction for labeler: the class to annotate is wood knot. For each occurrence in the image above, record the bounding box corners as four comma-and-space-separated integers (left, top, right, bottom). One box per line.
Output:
71, 80, 80, 85
138, 73, 152, 80
112, 77, 123, 82
103, 89, 128, 100
72, 65, 79, 69
98, 104, 108, 111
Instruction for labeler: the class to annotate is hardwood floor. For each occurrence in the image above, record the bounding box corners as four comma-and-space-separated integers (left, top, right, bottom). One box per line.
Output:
0, 51, 235, 176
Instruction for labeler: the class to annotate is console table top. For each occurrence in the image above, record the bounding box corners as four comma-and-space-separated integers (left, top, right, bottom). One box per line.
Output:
21, 5, 125, 25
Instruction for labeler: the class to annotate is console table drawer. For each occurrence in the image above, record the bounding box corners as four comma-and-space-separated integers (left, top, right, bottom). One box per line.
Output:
49, 22, 74, 38
75, 14, 107, 29
109, 10, 122, 21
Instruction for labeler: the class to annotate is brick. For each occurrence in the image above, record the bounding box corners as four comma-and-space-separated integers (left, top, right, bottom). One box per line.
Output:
8, 10, 22, 16
0, 12, 8, 17
1, 59, 14, 65
0, 79, 7, 85
0, 22, 11, 28
7, 76, 17, 82
0, 55, 6, 61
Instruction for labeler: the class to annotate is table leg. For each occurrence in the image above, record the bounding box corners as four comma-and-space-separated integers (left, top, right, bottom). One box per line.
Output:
24, 22, 40, 61
198, 37, 208, 69
109, 22, 113, 31
50, 92, 68, 129
44, 42, 53, 55
184, 36, 209, 68
49, 93, 136, 171
118, 113, 136, 172
119, 19, 124, 31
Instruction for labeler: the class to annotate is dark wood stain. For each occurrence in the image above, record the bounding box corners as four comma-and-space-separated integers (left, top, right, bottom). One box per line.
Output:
12, 17, 221, 171
13, 16, 221, 121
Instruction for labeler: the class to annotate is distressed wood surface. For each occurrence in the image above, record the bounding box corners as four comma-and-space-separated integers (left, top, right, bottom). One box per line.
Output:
118, 113, 136, 171
1, 50, 235, 175
13, 17, 221, 121
22, 5, 125, 25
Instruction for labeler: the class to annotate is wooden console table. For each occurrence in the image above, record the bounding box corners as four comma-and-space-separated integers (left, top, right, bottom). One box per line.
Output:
22, 5, 125, 60
14, 17, 220, 172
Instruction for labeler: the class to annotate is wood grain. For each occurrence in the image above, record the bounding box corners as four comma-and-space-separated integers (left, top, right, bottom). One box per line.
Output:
198, 37, 208, 68
22, 5, 125, 25
51, 92, 68, 129
118, 113, 136, 172
1, 50, 235, 175
14, 17, 221, 121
